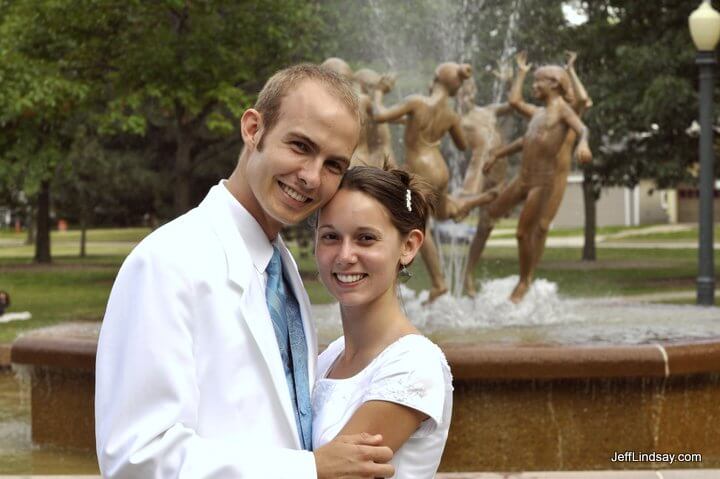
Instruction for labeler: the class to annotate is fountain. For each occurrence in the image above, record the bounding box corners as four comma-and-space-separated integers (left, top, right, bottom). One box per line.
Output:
311, 283, 720, 471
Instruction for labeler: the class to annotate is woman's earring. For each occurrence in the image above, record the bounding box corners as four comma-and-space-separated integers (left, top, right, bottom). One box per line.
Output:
399, 263, 412, 283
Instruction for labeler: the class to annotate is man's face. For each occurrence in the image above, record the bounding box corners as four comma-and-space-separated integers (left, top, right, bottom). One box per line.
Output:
243, 80, 360, 235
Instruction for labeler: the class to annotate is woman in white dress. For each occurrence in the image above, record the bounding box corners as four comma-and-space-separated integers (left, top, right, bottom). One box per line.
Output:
313, 165, 453, 478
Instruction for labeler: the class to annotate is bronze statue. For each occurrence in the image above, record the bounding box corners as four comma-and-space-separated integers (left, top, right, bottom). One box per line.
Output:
479, 51, 592, 303
321, 58, 374, 167
456, 66, 516, 297
354, 68, 398, 168
373, 62, 497, 302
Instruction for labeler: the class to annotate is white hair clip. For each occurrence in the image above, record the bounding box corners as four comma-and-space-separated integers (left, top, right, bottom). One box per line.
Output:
406, 189, 412, 212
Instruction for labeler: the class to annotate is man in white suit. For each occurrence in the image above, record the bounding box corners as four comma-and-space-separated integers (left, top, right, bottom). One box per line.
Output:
95, 64, 395, 478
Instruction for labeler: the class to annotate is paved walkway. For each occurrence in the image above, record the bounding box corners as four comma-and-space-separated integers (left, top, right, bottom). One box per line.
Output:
487, 223, 712, 249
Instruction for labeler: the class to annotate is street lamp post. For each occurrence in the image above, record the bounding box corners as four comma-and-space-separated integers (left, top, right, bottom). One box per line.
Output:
689, 1, 720, 305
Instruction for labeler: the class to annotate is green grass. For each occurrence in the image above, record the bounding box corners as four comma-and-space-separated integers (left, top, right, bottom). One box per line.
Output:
1, 226, 717, 343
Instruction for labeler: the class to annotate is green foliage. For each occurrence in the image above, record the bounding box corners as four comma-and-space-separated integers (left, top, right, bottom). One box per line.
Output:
571, 0, 702, 189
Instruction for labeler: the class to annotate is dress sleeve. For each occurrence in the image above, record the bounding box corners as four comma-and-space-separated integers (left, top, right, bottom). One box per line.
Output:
362, 336, 452, 437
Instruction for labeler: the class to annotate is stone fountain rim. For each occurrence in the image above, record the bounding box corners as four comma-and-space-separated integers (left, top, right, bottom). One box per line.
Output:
9, 323, 720, 380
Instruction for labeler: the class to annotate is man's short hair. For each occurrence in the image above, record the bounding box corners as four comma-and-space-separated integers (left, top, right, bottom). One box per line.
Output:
254, 63, 360, 149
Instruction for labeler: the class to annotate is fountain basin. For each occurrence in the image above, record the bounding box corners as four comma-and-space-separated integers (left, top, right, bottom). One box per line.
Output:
440, 340, 720, 471
10, 323, 98, 451
9, 322, 720, 471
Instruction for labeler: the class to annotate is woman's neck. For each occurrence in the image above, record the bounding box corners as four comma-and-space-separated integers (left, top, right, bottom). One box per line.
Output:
339, 287, 414, 359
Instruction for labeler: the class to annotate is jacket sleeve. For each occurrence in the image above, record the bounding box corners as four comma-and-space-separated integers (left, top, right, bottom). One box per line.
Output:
95, 240, 316, 478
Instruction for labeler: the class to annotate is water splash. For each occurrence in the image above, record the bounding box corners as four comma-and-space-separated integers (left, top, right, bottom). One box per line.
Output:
312, 278, 720, 346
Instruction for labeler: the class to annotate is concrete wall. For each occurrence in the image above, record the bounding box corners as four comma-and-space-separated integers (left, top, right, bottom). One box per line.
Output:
550, 176, 671, 228
676, 185, 720, 222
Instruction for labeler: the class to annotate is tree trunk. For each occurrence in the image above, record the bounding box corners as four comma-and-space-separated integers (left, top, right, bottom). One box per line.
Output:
80, 213, 87, 258
34, 180, 52, 264
581, 168, 596, 261
25, 205, 35, 245
173, 129, 193, 217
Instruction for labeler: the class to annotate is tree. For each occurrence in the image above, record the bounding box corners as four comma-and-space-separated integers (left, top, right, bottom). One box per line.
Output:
64, 0, 330, 216
0, 3, 89, 262
567, 1, 702, 259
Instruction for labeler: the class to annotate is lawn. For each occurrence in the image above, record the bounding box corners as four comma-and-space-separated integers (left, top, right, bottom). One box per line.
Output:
0, 226, 717, 343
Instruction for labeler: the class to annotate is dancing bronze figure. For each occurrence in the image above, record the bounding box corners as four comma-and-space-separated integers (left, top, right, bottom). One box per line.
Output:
456, 66, 516, 296
354, 68, 398, 168
373, 62, 497, 302
321, 58, 374, 167
480, 51, 592, 303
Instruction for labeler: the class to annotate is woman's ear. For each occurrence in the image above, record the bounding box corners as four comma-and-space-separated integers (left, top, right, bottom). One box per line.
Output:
240, 109, 264, 149
401, 229, 424, 265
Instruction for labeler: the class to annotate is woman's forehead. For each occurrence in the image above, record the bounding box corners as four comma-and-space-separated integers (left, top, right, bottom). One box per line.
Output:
321, 189, 391, 224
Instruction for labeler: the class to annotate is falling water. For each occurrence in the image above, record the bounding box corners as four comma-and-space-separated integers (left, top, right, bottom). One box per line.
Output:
492, 0, 522, 102
342, 0, 527, 298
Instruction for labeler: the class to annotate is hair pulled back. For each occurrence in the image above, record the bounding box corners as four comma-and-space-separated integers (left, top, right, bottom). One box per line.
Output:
338, 165, 436, 239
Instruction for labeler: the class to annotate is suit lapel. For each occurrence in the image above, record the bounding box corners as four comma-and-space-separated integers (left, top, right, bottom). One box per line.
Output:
199, 184, 302, 448
237, 287, 302, 449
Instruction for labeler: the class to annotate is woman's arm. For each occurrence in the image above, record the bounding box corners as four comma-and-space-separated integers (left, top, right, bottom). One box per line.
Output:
336, 401, 427, 452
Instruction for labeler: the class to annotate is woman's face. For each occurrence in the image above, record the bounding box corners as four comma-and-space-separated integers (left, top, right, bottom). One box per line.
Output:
315, 188, 405, 308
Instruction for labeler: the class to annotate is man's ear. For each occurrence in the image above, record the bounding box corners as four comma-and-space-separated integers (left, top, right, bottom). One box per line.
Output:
240, 109, 264, 150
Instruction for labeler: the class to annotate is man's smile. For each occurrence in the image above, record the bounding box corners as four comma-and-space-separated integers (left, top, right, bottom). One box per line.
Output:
278, 181, 312, 203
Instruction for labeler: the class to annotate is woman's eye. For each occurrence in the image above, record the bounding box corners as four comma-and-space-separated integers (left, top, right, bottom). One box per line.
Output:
358, 234, 376, 243
320, 233, 338, 241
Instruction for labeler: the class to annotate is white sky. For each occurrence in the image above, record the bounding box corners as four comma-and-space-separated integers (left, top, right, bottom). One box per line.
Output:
563, 2, 589, 26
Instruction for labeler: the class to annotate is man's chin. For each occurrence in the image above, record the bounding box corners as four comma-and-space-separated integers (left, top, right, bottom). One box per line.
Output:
274, 204, 317, 226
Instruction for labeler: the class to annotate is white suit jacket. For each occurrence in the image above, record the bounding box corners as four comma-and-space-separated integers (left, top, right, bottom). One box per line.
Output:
95, 183, 318, 478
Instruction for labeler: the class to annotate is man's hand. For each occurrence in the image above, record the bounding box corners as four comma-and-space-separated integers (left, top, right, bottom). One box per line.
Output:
575, 142, 592, 164
516, 51, 532, 74
314, 433, 394, 479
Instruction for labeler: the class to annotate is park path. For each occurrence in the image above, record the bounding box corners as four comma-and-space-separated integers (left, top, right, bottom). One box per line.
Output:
487, 223, 715, 249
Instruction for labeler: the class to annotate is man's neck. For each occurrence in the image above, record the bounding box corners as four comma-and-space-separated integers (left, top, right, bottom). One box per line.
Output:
226, 165, 280, 241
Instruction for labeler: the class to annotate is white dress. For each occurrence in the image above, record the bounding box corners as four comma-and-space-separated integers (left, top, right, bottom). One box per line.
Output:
312, 334, 453, 479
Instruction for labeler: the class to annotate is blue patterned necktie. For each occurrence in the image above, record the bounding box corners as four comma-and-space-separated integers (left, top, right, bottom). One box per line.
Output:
265, 245, 312, 450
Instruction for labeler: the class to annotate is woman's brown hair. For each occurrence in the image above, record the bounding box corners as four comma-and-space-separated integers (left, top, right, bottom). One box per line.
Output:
338, 165, 437, 249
